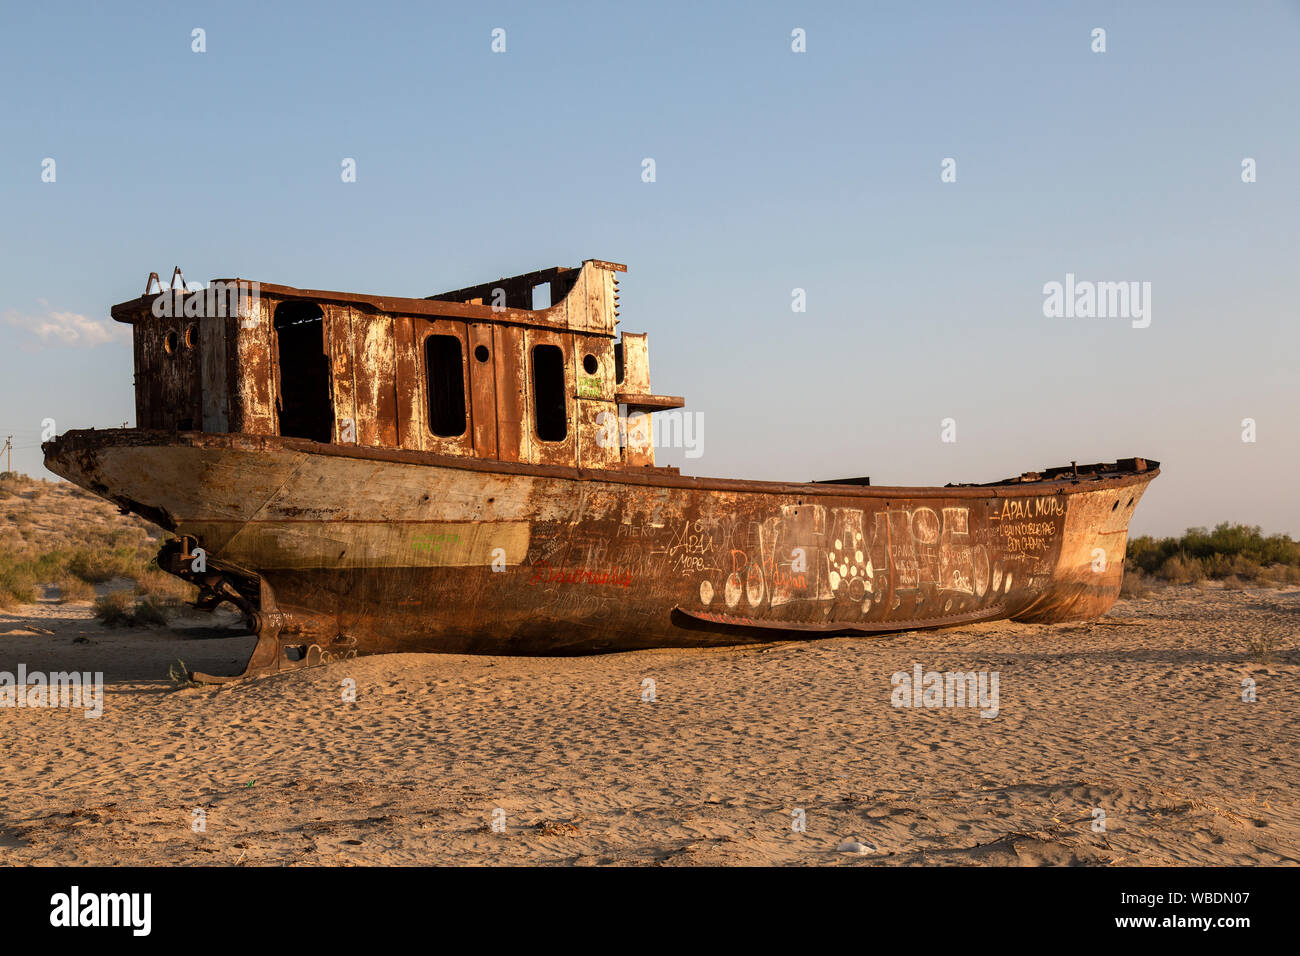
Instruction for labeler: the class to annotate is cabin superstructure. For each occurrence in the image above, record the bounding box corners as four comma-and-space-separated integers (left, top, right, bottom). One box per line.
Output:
47, 256, 1161, 679
110, 259, 684, 470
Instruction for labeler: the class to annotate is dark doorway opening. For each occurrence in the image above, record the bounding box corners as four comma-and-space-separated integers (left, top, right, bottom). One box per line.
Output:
532, 344, 567, 442
425, 334, 467, 437
273, 301, 334, 443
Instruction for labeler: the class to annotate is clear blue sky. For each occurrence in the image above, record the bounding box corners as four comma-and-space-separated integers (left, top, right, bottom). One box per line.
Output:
2, 0, 1297, 537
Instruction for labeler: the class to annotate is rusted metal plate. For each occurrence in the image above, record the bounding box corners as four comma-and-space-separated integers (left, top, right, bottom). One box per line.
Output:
467, 322, 498, 459
392, 313, 423, 450
492, 323, 525, 463
364, 312, 399, 447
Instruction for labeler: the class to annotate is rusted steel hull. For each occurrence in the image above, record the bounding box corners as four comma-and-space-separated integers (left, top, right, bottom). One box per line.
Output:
44, 429, 1157, 681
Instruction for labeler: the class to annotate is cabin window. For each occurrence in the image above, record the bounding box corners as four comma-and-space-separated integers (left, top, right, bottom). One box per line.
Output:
425, 334, 467, 438
474, 344, 490, 363
273, 301, 334, 444
614, 340, 625, 385
532, 344, 567, 442
582, 353, 599, 375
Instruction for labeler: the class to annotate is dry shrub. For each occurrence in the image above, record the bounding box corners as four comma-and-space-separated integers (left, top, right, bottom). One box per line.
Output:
133, 598, 170, 627
1119, 567, 1153, 599
66, 546, 141, 584
1247, 633, 1278, 665
135, 568, 197, 606
0, 559, 37, 609
1260, 564, 1300, 587
92, 590, 134, 626
93, 590, 170, 628
1235, 555, 1264, 580
52, 573, 94, 603
1159, 554, 1206, 585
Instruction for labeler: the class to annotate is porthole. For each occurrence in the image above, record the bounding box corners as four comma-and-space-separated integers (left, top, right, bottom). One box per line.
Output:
184, 325, 196, 349
583, 353, 598, 375
474, 344, 490, 363
163, 330, 178, 355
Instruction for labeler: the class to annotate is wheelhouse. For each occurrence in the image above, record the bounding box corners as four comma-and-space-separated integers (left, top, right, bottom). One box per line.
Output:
110, 259, 684, 471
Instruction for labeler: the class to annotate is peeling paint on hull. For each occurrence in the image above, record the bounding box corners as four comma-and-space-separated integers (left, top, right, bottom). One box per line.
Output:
44, 429, 1158, 681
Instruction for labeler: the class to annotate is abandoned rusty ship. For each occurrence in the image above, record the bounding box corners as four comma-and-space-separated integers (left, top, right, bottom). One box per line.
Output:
43, 259, 1159, 681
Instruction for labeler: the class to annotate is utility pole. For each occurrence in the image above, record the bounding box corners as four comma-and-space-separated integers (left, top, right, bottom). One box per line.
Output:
3, 436, 11, 474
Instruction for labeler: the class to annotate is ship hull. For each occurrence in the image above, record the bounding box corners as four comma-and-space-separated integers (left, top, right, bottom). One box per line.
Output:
44, 430, 1157, 680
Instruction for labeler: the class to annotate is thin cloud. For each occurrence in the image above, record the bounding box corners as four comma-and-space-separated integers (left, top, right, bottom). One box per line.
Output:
3, 303, 129, 348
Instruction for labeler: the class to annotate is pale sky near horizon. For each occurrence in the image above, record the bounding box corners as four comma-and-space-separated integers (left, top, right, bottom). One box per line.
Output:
2, 1, 1297, 538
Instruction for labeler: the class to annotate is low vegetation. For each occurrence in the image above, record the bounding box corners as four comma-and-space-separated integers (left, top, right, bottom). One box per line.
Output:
1125, 523, 1300, 592
0, 472, 197, 617
91, 590, 170, 628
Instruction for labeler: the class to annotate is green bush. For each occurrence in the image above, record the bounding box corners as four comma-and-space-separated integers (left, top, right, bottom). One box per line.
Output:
1129, 523, 1300, 583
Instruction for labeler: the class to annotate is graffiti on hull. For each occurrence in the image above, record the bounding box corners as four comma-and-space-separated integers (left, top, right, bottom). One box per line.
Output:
690, 499, 1064, 621
518, 493, 1067, 626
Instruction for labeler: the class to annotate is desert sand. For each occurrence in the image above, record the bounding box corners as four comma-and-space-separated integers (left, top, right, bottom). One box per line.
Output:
1, 583, 1296, 866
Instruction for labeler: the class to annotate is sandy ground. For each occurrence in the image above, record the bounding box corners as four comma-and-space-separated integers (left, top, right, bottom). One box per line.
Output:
0, 584, 1296, 866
